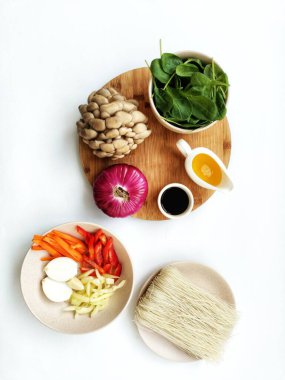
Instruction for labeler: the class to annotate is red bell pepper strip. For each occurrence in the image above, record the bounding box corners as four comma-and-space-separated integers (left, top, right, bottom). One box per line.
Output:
103, 237, 113, 264
94, 229, 103, 243
84, 257, 105, 275
103, 263, 111, 273
109, 247, 119, 266
114, 263, 122, 277
76, 226, 92, 244
99, 233, 107, 246
94, 241, 103, 266
88, 235, 95, 260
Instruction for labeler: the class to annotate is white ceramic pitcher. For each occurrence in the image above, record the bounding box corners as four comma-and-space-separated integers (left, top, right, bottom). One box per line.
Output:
176, 139, 233, 192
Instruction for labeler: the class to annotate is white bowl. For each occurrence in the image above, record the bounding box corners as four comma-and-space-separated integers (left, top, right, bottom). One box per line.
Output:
148, 50, 228, 134
20, 222, 134, 334
157, 183, 194, 219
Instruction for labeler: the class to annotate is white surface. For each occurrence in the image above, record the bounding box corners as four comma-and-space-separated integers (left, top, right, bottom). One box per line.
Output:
0, 0, 285, 379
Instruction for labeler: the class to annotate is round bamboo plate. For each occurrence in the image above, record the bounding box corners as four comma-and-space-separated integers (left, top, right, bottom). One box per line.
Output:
79, 67, 231, 221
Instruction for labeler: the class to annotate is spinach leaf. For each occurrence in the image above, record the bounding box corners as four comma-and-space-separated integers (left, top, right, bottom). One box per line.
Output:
191, 72, 212, 87
176, 63, 199, 77
153, 87, 172, 114
161, 53, 183, 74
184, 58, 204, 70
188, 95, 218, 121
204, 62, 223, 79
184, 85, 212, 98
175, 76, 182, 89
150, 58, 171, 84
166, 87, 192, 121
162, 118, 202, 129
217, 72, 228, 84
215, 90, 227, 120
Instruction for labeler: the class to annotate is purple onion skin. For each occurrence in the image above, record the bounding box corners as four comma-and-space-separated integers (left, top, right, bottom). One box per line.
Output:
93, 164, 148, 218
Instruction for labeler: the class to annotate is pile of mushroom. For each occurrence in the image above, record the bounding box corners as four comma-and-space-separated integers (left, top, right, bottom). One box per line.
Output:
77, 87, 151, 159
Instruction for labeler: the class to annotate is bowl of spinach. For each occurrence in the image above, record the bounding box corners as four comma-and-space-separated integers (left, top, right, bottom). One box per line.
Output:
148, 51, 229, 134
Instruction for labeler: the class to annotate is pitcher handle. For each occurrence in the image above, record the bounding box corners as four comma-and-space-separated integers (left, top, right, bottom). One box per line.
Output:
176, 139, 192, 158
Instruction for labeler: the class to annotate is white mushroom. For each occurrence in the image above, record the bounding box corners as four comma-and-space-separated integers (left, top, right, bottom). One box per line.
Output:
113, 139, 128, 149
93, 94, 108, 105
89, 118, 106, 131
115, 111, 133, 125
134, 130, 152, 139
106, 116, 122, 129
131, 110, 148, 124
77, 87, 151, 159
100, 143, 115, 153
97, 88, 111, 98
122, 101, 137, 112
133, 123, 147, 134
100, 101, 123, 115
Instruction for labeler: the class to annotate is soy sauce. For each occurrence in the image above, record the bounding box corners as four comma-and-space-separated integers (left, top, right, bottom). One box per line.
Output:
161, 186, 189, 216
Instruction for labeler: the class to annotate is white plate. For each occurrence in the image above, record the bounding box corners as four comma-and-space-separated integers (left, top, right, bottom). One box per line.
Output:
21, 222, 134, 334
136, 261, 235, 361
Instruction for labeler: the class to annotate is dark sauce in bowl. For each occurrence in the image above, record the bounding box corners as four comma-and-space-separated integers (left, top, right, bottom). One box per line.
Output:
161, 186, 190, 216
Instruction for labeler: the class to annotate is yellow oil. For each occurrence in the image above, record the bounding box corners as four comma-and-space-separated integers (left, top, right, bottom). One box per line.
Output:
192, 153, 222, 186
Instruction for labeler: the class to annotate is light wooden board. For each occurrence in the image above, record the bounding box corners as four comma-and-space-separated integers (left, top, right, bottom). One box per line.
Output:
79, 67, 231, 220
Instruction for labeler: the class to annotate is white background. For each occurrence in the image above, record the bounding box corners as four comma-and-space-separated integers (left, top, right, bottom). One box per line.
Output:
1, 0, 285, 379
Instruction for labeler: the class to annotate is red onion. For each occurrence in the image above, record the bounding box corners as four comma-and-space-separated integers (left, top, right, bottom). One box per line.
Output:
93, 164, 148, 218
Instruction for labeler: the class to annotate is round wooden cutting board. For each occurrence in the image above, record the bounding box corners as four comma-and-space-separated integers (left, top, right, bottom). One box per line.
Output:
79, 67, 231, 221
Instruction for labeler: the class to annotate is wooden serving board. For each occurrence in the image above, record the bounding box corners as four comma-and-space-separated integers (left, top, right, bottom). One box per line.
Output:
79, 67, 231, 221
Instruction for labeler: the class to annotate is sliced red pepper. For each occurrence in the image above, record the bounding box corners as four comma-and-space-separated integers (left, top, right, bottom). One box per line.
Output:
76, 226, 92, 244
94, 241, 103, 266
94, 229, 103, 243
103, 263, 111, 273
88, 235, 95, 260
99, 233, 107, 246
114, 263, 122, 277
84, 256, 105, 275
109, 247, 119, 266
103, 237, 113, 264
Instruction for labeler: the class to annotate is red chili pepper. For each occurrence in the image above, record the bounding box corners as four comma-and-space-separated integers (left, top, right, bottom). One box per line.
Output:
88, 235, 95, 260
84, 257, 105, 275
114, 263, 122, 277
99, 233, 107, 246
109, 247, 119, 266
94, 241, 103, 266
94, 229, 103, 243
103, 237, 113, 264
103, 263, 111, 273
76, 226, 92, 244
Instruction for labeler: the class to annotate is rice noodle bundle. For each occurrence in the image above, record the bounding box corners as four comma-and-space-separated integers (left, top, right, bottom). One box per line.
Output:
135, 266, 237, 360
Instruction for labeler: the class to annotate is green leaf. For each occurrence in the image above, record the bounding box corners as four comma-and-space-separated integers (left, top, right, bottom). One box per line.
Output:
150, 58, 171, 84
184, 85, 212, 98
217, 72, 228, 84
176, 63, 199, 77
188, 95, 218, 121
161, 53, 183, 74
174, 76, 182, 89
162, 117, 202, 129
184, 58, 204, 70
153, 87, 172, 114
166, 87, 192, 121
204, 62, 224, 79
215, 90, 227, 120
191, 72, 212, 87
